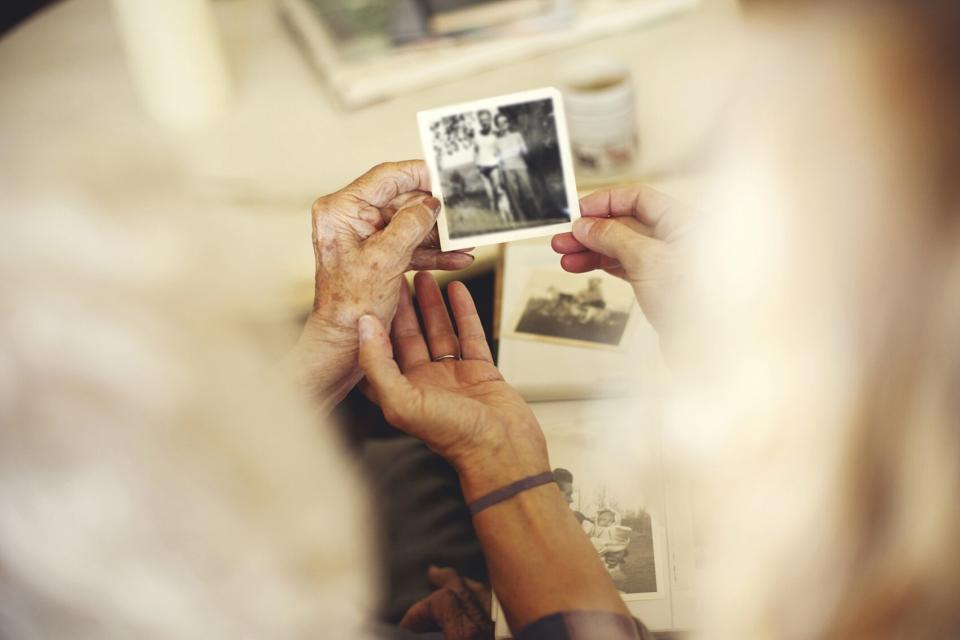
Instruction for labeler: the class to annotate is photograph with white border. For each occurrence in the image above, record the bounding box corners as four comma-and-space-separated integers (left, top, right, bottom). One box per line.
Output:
493, 399, 673, 638
417, 87, 580, 251
549, 430, 663, 600
506, 268, 637, 350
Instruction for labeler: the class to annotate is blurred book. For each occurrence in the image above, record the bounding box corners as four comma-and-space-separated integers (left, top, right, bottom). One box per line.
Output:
278, 0, 700, 108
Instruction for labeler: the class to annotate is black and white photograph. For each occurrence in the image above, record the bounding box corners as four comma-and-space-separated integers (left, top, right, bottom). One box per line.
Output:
507, 269, 636, 349
549, 435, 662, 598
417, 88, 580, 251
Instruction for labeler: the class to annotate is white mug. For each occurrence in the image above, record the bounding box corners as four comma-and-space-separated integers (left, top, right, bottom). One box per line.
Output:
562, 57, 638, 181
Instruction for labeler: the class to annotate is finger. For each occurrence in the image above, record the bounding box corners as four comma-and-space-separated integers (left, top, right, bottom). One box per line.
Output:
358, 315, 417, 427
391, 280, 430, 371
554, 216, 648, 256
427, 567, 490, 617
357, 377, 380, 405
399, 592, 445, 633
579, 184, 687, 240
559, 251, 622, 274
339, 160, 431, 208
410, 249, 475, 271
312, 195, 383, 236
427, 566, 498, 629
571, 217, 655, 276
373, 197, 442, 264
414, 272, 460, 360
417, 224, 441, 252
423, 569, 491, 635
447, 281, 493, 363
382, 190, 432, 223
461, 577, 492, 618
427, 565, 463, 589
551, 231, 588, 255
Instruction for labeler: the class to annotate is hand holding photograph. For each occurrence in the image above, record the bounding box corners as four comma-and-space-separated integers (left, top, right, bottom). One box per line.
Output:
417, 87, 581, 250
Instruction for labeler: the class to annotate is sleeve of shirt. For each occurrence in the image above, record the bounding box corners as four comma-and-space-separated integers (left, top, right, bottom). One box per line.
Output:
515, 611, 656, 640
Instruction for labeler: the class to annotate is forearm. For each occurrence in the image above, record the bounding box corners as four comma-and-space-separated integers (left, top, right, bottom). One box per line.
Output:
458, 447, 630, 632
284, 316, 361, 414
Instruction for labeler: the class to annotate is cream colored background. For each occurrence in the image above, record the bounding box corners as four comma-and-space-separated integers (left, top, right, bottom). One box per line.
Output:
0, 0, 741, 313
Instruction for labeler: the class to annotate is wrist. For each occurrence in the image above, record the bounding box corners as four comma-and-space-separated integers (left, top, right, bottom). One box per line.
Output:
286, 312, 361, 408
454, 423, 550, 504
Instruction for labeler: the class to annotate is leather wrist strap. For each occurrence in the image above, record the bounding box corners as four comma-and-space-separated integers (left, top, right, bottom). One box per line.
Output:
468, 471, 555, 517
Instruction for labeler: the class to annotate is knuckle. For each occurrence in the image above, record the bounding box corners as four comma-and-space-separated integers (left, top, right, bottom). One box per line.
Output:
311, 196, 327, 217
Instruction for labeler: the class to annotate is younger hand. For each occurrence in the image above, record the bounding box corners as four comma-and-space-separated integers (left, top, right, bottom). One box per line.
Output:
551, 185, 690, 334
357, 272, 548, 500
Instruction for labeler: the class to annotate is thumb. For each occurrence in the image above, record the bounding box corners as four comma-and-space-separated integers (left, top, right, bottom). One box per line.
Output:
375, 196, 441, 262
357, 315, 412, 423
573, 218, 639, 264
571, 217, 648, 274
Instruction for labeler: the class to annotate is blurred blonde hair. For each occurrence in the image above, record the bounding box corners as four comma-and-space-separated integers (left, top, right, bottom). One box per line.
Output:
678, 3, 960, 639
0, 199, 374, 639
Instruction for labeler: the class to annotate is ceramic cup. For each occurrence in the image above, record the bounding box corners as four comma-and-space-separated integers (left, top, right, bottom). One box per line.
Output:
562, 57, 638, 180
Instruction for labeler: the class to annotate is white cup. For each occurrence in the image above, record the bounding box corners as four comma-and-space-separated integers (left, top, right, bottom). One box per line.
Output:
562, 57, 638, 180
111, 0, 231, 130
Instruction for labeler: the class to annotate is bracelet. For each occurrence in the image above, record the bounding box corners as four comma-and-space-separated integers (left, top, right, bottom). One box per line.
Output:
468, 471, 555, 516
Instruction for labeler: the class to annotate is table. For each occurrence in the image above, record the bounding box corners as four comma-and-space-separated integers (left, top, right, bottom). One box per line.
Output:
0, 0, 740, 312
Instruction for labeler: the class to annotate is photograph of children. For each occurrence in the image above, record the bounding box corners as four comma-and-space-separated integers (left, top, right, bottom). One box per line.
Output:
418, 88, 580, 250
550, 447, 661, 597
507, 269, 636, 349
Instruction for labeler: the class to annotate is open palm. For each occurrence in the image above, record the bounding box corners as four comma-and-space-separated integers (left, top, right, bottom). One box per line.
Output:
358, 272, 543, 467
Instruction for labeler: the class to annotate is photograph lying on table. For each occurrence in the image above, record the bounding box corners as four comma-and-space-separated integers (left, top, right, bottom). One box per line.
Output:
506, 269, 636, 349
549, 434, 662, 599
417, 87, 580, 251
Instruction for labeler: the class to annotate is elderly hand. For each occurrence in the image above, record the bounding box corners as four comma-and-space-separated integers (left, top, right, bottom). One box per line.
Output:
399, 566, 492, 640
288, 161, 474, 411
551, 185, 689, 335
357, 272, 548, 500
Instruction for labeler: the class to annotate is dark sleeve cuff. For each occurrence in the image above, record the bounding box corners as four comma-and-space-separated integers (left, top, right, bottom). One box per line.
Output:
516, 610, 655, 640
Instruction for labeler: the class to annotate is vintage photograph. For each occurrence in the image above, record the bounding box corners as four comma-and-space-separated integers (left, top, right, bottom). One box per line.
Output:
507, 269, 635, 349
418, 88, 580, 250
549, 435, 661, 597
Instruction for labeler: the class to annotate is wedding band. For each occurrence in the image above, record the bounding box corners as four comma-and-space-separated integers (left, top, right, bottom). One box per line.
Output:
432, 354, 459, 362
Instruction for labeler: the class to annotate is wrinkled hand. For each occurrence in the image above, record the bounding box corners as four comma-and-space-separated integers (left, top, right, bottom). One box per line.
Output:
358, 272, 547, 498
289, 161, 474, 410
552, 185, 690, 334
400, 566, 492, 640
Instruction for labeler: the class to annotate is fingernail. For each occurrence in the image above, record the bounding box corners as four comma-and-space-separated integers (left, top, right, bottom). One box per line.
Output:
358, 315, 376, 341
424, 197, 441, 213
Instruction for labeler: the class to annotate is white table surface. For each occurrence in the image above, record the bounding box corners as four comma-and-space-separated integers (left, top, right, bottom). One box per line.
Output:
0, 0, 740, 310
